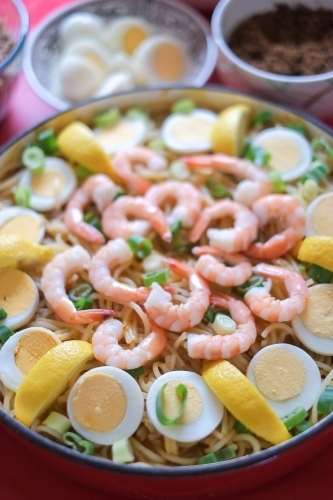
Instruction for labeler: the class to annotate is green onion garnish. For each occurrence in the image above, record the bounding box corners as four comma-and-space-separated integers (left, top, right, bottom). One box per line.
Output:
286, 123, 307, 137
83, 212, 102, 232
171, 98, 196, 114
42, 411, 71, 434
203, 306, 216, 324
142, 268, 170, 286
205, 179, 231, 199
125, 107, 149, 122
311, 137, 333, 155
127, 235, 153, 259
233, 421, 253, 434
298, 262, 308, 272
269, 171, 286, 193
147, 138, 166, 150
196, 444, 237, 465
308, 264, 333, 283
75, 165, 94, 180
93, 107, 120, 128
172, 244, 193, 253
300, 162, 330, 184
62, 431, 95, 455
293, 420, 311, 435
171, 220, 182, 240
0, 307, 7, 320
281, 406, 308, 431
156, 382, 188, 426
14, 187, 30, 207
243, 144, 271, 167
21, 146, 45, 175
317, 386, 333, 415
0, 326, 15, 345
252, 110, 272, 125
114, 191, 125, 200
236, 276, 264, 297
74, 296, 94, 311
112, 437, 135, 463
68, 282, 94, 302
37, 129, 58, 154
125, 366, 145, 378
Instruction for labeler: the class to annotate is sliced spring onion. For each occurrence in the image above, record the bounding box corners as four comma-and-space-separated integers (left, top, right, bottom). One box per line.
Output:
127, 235, 153, 259
171, 220, 182, 240
112, 437, 135, 463
142, 268, 170, 287
196, 444, 237, 465
172, 244, 193, 253
0, 326, 15, 345
42, 411, 71, 434
114, 191, 125, 200
233, 421, 253, 435
75, 165, 94, 180
308, 264, 333, 283
285, 123, 307, 137
156, 383, 188, 426
205, 178, 231, 199
298, 262, 308, 272
317, 386, 333, 415
37, 129, 58, 154
236, 276, 264, 297
74, 296, 94, 311
243, 143, 271, 167
83, 212, 102, 232
125, 366, 145, 378
203, 307, 216, 324
311, 137, 333, 155
300, 162, 330, 184
0, 307, 7, 320
62, 431, 95, 455
301, 179, 318, 202
14, 186, 31, 207
212, 313, 237, 336
281, 406, 308, 431
171, 98, 196, 114
147, 138, 167, 150
69, 282, 94, 302
252, 109, 272, 125
93, 107, 120, 128
125, 107, 149, 122
293, 420, 311, 435
269, 171, 286, 193
21, 146, 45, 175
142, 253, 163, 272
169, 160, 190, 180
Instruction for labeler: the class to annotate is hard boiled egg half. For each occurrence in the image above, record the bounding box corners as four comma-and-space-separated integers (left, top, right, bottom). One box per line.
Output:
94, 117, 149, 155
104, 16, 152, 55
247, 344, 322, 417
146, 371, 223, 442
67, 366, 144, 445
305, 192, 333, 237
292, 284, 333, 355
18, 157, 77, 212
0, 207, 45, 243
59, 12, 105, 45
0, 327, 60, 392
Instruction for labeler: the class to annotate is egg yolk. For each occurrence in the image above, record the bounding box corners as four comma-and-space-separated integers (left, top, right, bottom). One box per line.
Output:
253, 348, 306, 401
124, 26, 148, 54
170, 116, 213, 145
72, 373, 127, 432
301, 286, 333, 339
96, 120, 139, 150
162, 380, 202, 424
15, 330, 58, 375
258, 137, 300, 172
0, 215, 41, 242
31, 170, 66, 197
0, 269, 36, 317
310, 195, 333, 237
153, 43, 184, 81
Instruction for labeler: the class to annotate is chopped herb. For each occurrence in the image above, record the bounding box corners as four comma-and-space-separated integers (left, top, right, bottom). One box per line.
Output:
308, 264, 333, 283
196, 445, 237, 465
171, 98, 196, 114
14, 187, 30, 207
0, 326, 15, 345
62, 431, 94, 455
93, 107, 120, 128
127, 235, 153, 259
125, 366, 145, 378
285, 123, 307, 137
142, 268, 170, 286
269, 171, 286, 193
252, 109, 272, 125
205, 178, 231, 199
75, 166, 94, 180
171, 220, 182, 240
37, 129, 58, 154
317, 386, 333, 415
0, 307, 7, 320
21, 146, 45, 175
243, 143, 271, 166
156, 382, 188, 426
236, 276, 264, 297
125, 107, 149, 122
300, 162, 330, 184
281, 407, 307, 431
68, 282, 94, 302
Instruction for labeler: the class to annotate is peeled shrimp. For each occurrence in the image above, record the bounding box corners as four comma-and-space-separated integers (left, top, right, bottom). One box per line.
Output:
145, 180, 202, 228
101, 195, 172, 242
112, 146, 167, 195
92, 316, 167, 369
187, 293, 257, 359
64, 174, 117, 244
244, 263, 308, 322
144, 258, 210, 332
182, 154, 271, 206
89, 238, 150, 303
41, 245, 113, 324
246, 194, 306, 260
190, 199, 258, 253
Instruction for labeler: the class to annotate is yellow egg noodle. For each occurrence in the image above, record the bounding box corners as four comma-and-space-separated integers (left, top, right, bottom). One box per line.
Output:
0, 101, 332, 467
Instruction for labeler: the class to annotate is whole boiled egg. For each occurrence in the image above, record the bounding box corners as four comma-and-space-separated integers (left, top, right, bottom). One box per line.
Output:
292, 284, 333, 355
161, 109, 217, 153
305, 192, 333, 237
67, 366, 144, 445
252, 127, 312, 181
0, 327, 60, 392
63, 39, 111, 73
58, 53, 105, 101
94, 117, 149, 155
0, 207, 45, 243
247, 344, 322, 417
19, 157, 77, 212
146, 371, 223, 442
59, 12, 105, 44
104, 16, 152, 55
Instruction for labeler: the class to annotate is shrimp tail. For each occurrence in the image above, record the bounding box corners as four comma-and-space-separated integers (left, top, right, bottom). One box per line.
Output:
73, 221, 105, 244
57, 308, 114, 325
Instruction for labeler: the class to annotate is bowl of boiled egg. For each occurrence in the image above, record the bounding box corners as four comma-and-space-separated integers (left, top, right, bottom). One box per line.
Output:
23, 0, 217, 110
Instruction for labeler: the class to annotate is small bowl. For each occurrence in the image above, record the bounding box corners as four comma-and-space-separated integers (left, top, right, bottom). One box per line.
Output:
23, 0, 218, 110
0, 0, 29, 122
211, 0, 333, 120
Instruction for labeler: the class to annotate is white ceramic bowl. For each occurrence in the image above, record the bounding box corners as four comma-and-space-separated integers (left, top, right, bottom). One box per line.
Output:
211, 0, 333, 120
23, 0, 218, 110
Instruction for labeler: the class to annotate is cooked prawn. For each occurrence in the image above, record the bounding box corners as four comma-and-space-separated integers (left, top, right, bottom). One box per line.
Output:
101, 195, 172, 242
89, 238, 150, 302
112, 146, 167, 195
246, 195, 306, 259
40, 245, 113, 324
145, 180, 202, 228
189, 199, 258, 253
92, 316, 167, 369
144, 258, 210, 332
182, 154, 271, 206
64, 174, 117, 244
244, 263, 308, 322
187, 293, 257, 359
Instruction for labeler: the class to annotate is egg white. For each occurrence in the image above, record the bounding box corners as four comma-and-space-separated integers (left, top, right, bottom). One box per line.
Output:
59, 12, 105, 45
305, 192, 333, 237
58, 53, 105, 101
247, 344, 322, 417
146, 371, 223, 442
0, 207, 45, 243
19, 157, 77, 212
67, 366, 144, 445
94, 71, 134, 98
63, 39, 111, 73
94, 117, 149, 154
103, 17, 152, 53
0, 327, 61, 392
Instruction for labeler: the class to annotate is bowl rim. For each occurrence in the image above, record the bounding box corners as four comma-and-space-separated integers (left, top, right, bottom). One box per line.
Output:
0, 0, 29, 71
211, 0, 333, 83
22, 0, 218, 110
0, 84, 332, 477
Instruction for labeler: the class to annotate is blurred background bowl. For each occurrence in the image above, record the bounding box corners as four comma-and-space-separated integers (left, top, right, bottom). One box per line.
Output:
211, 0, 333, 120
0, 0, 29, 122
23, 0, 218, 110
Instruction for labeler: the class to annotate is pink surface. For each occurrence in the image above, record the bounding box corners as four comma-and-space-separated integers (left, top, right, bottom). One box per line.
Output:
0, 1, 332, 499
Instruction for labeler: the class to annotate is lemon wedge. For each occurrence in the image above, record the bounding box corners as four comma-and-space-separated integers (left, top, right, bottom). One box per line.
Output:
211, 104, 251, 156
15, 340, 93, 427
0, 235, 54, 269
202, 360, 291, 445
298, 236, 333, 273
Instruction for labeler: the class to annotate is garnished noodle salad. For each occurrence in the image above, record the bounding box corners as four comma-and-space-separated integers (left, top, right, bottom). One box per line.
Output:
0, 98, 333, 467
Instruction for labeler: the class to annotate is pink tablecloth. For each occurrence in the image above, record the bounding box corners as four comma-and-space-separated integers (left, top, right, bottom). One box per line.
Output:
0, 1, 332, 499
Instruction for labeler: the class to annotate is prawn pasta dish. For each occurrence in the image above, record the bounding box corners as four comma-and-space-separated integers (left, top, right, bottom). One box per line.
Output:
0, 96, 333, 468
